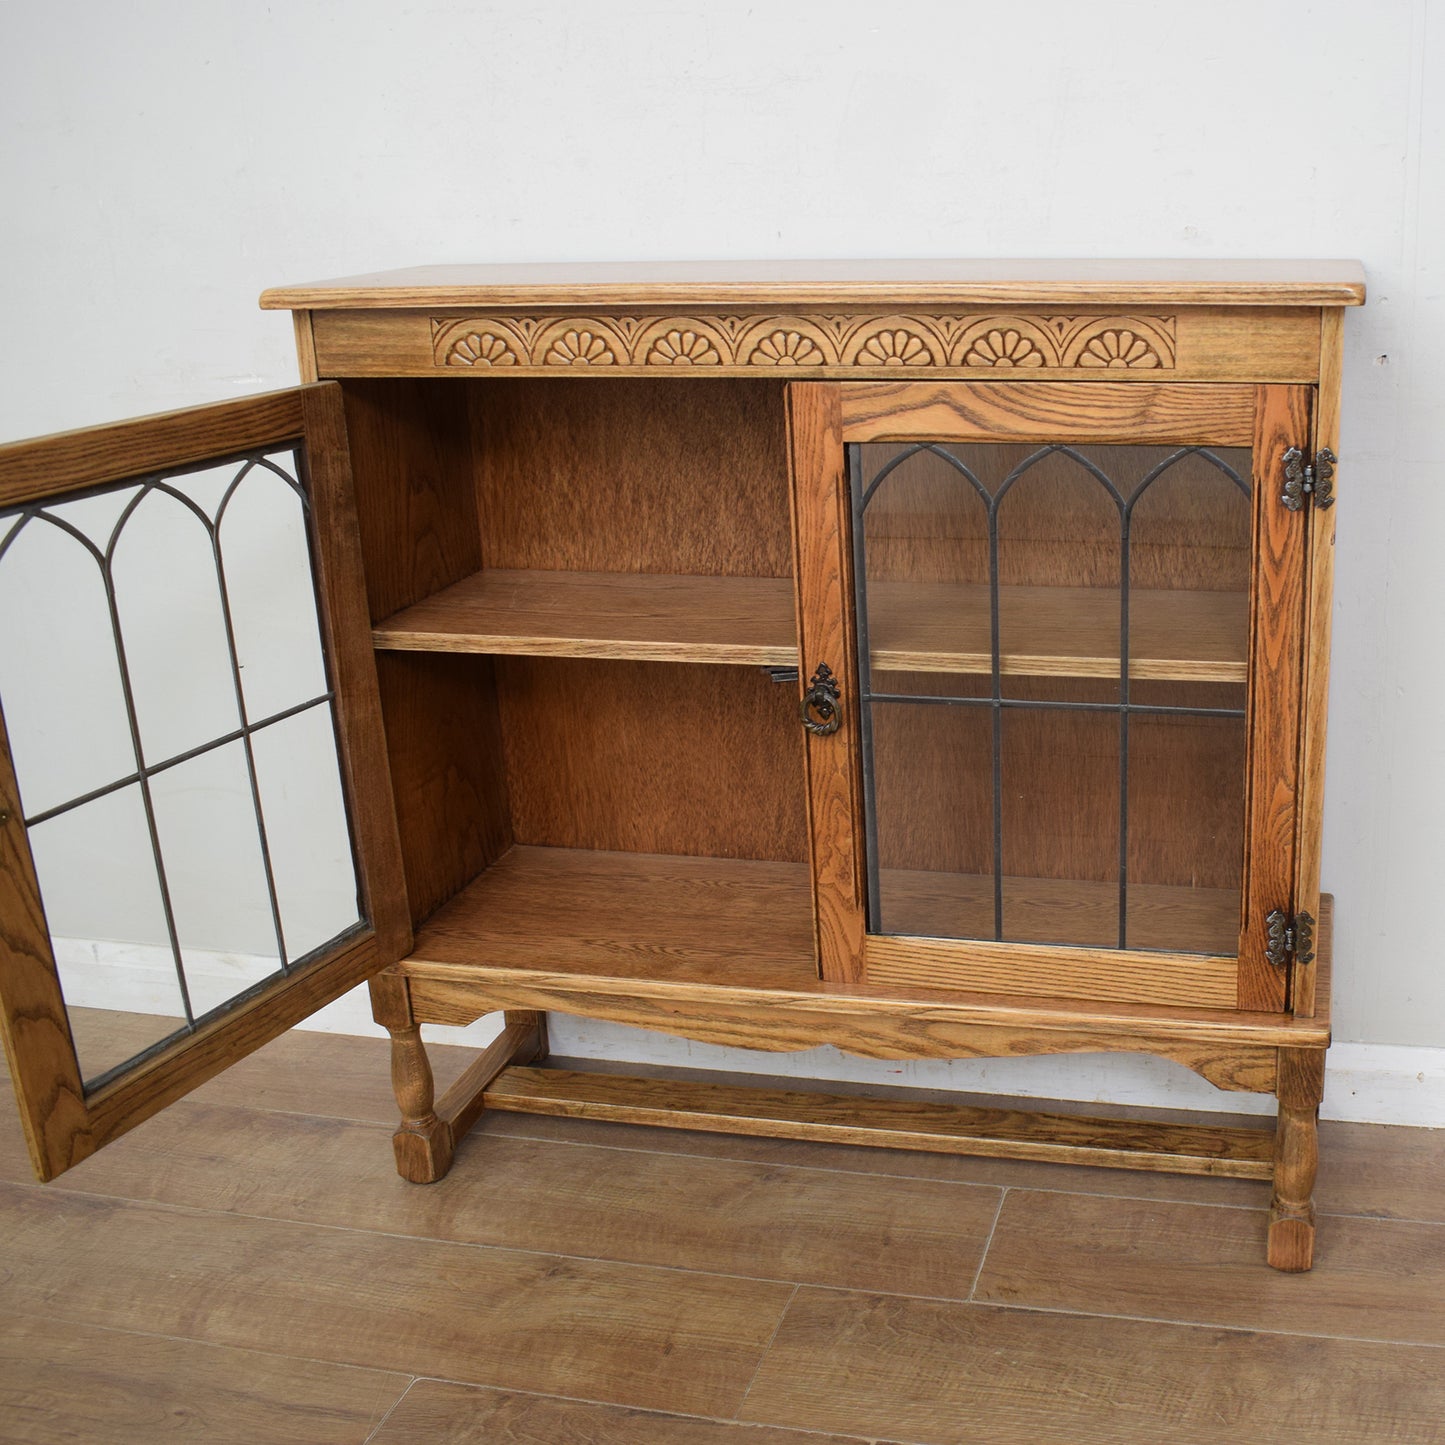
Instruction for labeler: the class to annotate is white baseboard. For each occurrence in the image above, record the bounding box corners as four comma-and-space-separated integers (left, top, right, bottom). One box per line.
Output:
49, 940, 1445, 1128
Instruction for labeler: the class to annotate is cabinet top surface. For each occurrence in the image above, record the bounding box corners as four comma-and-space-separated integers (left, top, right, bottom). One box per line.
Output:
260, 258, 1367, 310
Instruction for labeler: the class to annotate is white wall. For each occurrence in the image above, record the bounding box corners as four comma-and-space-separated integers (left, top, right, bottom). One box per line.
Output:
1, 1, 1443, 1113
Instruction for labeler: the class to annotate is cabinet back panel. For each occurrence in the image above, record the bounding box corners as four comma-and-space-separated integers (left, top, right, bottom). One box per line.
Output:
868, 673, 1243, 890
471, 379, 792, 577
497, 657, 808, 863
340, 380, 482, 622
858, 443, 1251, 592
377, 652, 513, 926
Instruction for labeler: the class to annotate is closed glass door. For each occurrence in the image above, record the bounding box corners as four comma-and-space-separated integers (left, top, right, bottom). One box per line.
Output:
851, 439, 1250, 957
788, 380, 1310, 1012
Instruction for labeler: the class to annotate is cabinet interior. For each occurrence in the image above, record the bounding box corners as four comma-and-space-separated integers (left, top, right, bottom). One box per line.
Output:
340, 378, 1255, 990
341, 377, 817, 986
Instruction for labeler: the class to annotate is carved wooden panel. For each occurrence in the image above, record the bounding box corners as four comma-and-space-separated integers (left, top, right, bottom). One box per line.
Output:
429, 313, 1178, 376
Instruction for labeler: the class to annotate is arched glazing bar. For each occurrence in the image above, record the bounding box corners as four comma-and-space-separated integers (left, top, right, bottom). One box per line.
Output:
848, 441, 1252, 954
0, 446, 351, 1091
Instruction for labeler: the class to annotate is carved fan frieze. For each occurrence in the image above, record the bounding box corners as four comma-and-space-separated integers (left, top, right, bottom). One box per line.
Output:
428, 312, 1177, 374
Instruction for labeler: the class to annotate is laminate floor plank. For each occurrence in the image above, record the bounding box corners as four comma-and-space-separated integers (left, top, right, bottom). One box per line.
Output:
1, 1098, 1000, 1296
975, 1190, 1445, 1344
739, 1288, 1445, 1445
0, 1182, 790, 1418
3, 1024, 1442, 1442
370, 1380, 875, 1444
1313, 1119, 1445, 1223
0, 1314, 408, 1445
2, 1007, 482, 1127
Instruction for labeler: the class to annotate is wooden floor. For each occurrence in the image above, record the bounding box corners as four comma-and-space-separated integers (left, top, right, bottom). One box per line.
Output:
2, 1027, 1444, 1443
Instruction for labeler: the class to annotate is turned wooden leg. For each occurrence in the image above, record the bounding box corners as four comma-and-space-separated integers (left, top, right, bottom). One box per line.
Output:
1268, 1048, 1325, 1271
371, 970, 454, 1184
388, 1021, 455, 1183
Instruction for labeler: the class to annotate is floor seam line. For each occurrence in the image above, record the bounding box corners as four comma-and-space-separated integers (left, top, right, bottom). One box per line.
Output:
733, 1282, 801, 1422
391, 1372, 877, 1440
969, 1295, 1445, 1350
967, 1187, 1008, 1301
360, 1375, 420, 1445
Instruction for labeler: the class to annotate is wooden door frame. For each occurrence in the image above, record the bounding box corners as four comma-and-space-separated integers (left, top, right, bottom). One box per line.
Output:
0, 386, 408, 1179
788, 378, 1312, 1013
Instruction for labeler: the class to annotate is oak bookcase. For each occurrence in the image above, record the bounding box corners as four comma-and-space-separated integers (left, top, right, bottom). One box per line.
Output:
0, 261, 1364, 1270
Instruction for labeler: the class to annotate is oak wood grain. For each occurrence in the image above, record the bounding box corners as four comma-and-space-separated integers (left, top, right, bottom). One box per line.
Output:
1237, 386, 1312, 1010
865, 928, 1237, 1009
485, 1066, 1274, 1178
741, 1287, 1445, 1445
496, 659, 809, 862
472, 378, 792, 578
298, 383, 411, 962
407, 847, 817, 989
339, 378, 481, 622
474, 1099, 1279, 1206
305, 304, 1326, 384
259, 257, 1367, 310
291, 310, 320, 384
375, 652, 513, 926
872, 866, 1239, 954
0, 391, 305, 507
1268, 1046, 1326, 1271
401, 844, 1243, 1012
867, 580, 1248, 680
0, 712, 89, 1180
0, 1314, 407, 1445
434, 1010, 545, 1143
840, 381, 1257, 445
1292, 307, 1344, 1017
374, 568, 798, 664
0, 1181, 793, 1417
788, 382, 867, 982
401, 854, 1329, 1050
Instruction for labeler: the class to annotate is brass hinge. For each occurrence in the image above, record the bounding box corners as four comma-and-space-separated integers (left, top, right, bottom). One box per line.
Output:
1281, 447, 1336, 512
1264, 908, 1316, 968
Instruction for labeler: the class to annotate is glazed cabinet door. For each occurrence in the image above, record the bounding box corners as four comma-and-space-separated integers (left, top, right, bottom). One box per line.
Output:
789, 380, 1312, 1013
0, 386, 408, 1179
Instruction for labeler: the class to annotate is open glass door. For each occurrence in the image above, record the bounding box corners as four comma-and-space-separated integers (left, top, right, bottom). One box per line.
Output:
789, 380, 1311, 1014
0, 386, 408, 1179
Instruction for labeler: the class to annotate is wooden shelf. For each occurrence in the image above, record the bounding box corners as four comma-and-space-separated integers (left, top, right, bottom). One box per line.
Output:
399, 853, 1330, 1077
406, 846, 1236, 991
408, 846, 819, 990
373, 569, 1245, 683
372, 569, 797, 667
867, 581, 1248, 684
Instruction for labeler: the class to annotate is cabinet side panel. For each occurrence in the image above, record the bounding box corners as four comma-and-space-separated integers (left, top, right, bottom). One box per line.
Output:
497, 658, 807, 863
1237, 385, 1313, 1012
788, 383, 867, 983
1291, 310, 1342, 1016
341, 380, 509, 926
471, 379, 793, 578
376, 652, 513, 928
340, 380, 483, 621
